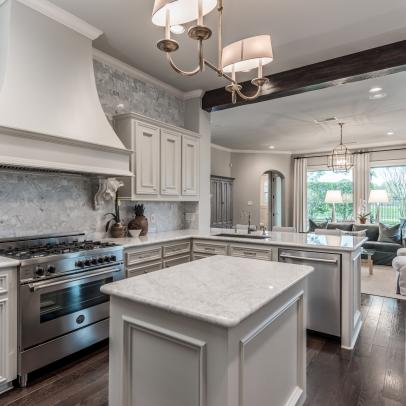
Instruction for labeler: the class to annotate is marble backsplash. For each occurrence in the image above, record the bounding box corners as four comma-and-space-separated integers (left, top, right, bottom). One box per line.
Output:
0, 171, 198, 239
93, 60, 185, 128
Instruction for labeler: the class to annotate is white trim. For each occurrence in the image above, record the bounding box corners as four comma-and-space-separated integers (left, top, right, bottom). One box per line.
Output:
211, 143, 292, 154
93, 49, 188, 100
184, 89, 204, 100
370, 158, 406, 167
16, 0, 102, 40
113, 112, 200, 139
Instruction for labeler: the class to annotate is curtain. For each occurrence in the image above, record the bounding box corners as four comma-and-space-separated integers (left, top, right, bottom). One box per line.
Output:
293, 158, 308, 232
353, 152, 370, 218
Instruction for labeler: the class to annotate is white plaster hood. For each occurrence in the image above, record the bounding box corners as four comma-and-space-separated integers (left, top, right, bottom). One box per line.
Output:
0, 0, 132, 176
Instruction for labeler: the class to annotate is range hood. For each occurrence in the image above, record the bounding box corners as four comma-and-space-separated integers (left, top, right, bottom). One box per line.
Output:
0, 0, 132, 176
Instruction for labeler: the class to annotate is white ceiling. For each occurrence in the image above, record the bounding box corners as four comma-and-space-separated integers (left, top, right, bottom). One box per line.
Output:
51, 0, 406, 92
211, 72, 406, 152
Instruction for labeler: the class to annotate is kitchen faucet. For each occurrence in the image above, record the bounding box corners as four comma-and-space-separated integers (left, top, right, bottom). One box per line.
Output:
247, 212, 252, 234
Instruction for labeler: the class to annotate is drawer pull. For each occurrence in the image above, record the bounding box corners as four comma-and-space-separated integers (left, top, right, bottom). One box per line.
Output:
243, 251, 256, 256
204, 247, 215, 251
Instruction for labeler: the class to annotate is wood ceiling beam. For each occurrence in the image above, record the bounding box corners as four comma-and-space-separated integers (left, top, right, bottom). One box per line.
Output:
202, 40, 406, 112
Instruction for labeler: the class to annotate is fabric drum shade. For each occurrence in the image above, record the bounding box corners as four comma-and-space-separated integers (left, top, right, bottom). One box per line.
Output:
325, 190, 343, 204
222, 35, 273, 73
368, 190, 389, 203
152, 0, 217, 26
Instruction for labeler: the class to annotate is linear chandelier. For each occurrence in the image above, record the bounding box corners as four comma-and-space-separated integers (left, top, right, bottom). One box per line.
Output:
151, 0, 273, 104
327, 123, 354, 173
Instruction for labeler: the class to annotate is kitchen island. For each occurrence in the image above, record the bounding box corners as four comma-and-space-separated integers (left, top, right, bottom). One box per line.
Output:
102, 255, 313, 406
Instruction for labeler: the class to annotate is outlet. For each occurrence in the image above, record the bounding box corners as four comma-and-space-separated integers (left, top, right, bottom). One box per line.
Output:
247, 201, 253, 206
150, 214, 156, 224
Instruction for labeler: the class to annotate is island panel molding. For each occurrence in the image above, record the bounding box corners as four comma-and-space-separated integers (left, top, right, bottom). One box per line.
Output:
202, 40, 406, 112
122, 316, 207, 406
239, 291, 305, 406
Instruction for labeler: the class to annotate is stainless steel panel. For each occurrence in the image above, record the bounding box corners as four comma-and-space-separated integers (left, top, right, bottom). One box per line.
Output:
19, 319, 109, 375
279, 249, 341, 337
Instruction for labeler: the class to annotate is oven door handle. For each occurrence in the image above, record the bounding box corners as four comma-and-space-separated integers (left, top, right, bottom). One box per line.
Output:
28, 268, 122, 292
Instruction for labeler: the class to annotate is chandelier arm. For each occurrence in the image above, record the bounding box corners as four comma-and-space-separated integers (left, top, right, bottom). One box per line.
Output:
217, 0, 224, 76
204, 59, 235, 84
166, 40, 204, 77
234, 84, 262, 101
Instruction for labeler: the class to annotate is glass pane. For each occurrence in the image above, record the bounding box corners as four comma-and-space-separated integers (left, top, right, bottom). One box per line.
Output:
307, 169, 353, 222
40, 277, 113, 323
370, 165, 406, 224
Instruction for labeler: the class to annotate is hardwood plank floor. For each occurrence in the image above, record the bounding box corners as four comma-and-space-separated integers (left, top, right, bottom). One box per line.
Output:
1, 294, 405, 406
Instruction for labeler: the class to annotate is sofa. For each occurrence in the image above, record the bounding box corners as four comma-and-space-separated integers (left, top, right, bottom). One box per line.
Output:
309, 220, 406, 266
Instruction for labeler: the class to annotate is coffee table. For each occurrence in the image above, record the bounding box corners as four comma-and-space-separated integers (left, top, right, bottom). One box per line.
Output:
361, 248, 375, 275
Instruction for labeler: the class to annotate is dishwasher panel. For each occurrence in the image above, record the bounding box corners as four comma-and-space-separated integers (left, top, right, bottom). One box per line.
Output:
279, 249, 341, 337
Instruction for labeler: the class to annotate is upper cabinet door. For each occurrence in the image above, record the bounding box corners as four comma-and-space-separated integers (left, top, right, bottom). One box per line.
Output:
182, 136, 199, 196
160, 130, 181, 196
135, 122, 160, 195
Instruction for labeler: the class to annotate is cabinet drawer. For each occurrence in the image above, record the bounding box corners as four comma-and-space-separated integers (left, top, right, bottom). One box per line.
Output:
193, 240, 228, 255
0, 273, 8, 295
163, 240, 191, 258
163, 254, 190, 269
127, 260, 163, 278
229, 244, 272, 261
126, 246, 162, 265
193, 253, 214, 261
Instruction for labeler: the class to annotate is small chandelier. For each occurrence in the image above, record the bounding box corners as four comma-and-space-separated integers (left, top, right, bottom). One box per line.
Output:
327, 123, 354, 172
151, 0, 273, 104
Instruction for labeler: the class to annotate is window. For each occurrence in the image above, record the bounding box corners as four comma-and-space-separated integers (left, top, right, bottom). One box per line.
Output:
370, 165, 406, 224
307, 169, 353, 222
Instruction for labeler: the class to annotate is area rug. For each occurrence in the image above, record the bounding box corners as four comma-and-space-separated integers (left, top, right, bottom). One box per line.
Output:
361, 265, 406, 300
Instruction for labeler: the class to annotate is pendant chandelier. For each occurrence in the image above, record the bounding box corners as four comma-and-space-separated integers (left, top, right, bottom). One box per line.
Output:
151, 0, 273, 104
327, 123, 354, 172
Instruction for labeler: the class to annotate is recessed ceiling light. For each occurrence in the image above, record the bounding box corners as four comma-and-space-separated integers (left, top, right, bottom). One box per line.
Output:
170, 25, 185, 35
387, 131, 395, 136
269, 145, 275, 149
369, 92, 387, 100
369, 86, 383, 93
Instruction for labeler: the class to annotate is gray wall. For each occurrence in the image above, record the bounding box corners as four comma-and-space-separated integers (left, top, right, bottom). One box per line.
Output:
0, 58, 197, 239
230, 152, 293, 228
211, 147, 232, 177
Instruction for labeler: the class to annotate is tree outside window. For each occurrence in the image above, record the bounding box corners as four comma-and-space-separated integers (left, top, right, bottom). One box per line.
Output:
307, 169, 353, 222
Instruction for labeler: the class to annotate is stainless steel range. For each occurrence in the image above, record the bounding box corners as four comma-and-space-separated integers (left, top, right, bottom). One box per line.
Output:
0, 232, 124, 387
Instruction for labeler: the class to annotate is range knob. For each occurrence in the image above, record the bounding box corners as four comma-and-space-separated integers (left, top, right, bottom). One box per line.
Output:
110, 255, 117, 262
98, 257, 104, 263
35, 267, 45, 277
47, 265, 56, 274
91, 258, 97, 265
84, 259, 91, 266
104, 256, 110, 263
76, 260, 84, 268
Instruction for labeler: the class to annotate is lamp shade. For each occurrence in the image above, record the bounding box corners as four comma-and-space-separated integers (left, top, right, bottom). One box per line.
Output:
368, 190, 389, 204
152, 0, 217, 26
325, 190, 343, 204
222, 35, 273, 73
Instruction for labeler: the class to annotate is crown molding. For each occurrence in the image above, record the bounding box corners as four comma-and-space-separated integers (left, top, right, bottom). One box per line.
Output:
211, 143, 292, 155
17, 0, 102, 40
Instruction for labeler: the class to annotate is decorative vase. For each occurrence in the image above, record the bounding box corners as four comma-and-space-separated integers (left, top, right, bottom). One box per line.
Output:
110, 222, 125, 238
128, 215, 148, 236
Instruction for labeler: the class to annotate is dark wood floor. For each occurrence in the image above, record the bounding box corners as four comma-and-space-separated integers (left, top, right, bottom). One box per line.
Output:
1, 294, 405, 406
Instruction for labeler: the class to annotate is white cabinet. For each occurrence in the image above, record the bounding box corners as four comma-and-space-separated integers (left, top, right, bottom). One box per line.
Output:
0, 267, 17, 394
114, 113, 200, 201
135, 121, 160, 195
182, 135, 199, 196
160, 130, 181, 196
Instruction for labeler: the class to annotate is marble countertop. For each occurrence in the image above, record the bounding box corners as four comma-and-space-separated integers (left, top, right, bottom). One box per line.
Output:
106, 228, 367, 252
101, 255, 313, 327
0, 256, 20, 269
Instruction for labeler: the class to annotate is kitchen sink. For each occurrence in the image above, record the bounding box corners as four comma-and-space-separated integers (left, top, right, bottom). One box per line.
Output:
215, 233, 269, 240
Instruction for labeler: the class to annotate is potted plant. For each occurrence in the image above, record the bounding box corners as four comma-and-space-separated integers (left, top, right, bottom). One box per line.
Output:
128, 203, 148, 236
104, 191, 125, 238
358, 212, 370, 225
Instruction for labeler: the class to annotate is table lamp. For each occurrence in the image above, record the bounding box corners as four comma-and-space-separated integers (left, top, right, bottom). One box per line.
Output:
368, 190, 389, 223
325, 190, 343, 223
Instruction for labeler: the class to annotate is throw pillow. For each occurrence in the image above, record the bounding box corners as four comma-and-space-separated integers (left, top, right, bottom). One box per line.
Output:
378, 223, 401, 244
309, 219, 328, 232
341, 230, 367, 237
